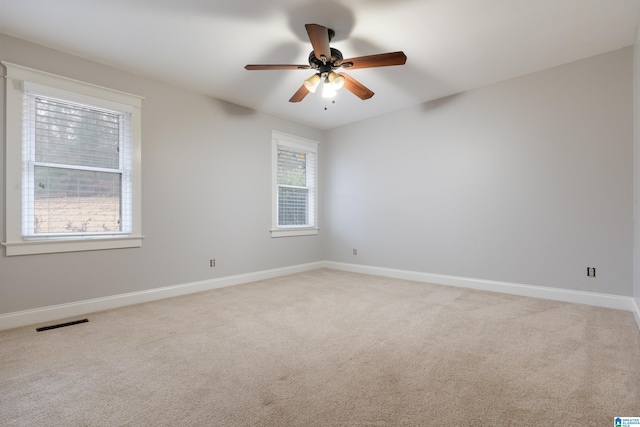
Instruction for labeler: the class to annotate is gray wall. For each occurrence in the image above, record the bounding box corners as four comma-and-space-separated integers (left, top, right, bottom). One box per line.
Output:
1, 35, 635, 316
0, 34, 324, 314
323, 48, 633, 296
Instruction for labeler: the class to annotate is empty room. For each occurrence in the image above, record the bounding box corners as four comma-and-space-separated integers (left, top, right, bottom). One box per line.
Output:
1, 0, 640, 425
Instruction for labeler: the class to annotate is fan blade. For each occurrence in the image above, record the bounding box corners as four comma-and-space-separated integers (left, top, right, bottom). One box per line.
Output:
305, 23, 331, 61
245, 64, 310, 70
289, 84, 310, 102
338, 51, 407, 70
341, 73, 374, 100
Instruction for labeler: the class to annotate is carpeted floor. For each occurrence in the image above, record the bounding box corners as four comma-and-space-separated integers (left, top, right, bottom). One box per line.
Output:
1, 269, 639, 426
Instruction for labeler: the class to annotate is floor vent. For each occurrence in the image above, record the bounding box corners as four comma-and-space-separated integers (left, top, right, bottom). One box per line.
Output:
36, 319, 89, 332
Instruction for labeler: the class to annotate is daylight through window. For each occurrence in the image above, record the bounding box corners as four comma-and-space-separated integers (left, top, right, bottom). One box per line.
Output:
24, 95, 131, 237
271, 131, 318, 237
2, 62, 143, 256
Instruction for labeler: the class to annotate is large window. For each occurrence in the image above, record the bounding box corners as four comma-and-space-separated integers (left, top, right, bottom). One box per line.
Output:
271, 131, 318, 237
2, 62, 143, 256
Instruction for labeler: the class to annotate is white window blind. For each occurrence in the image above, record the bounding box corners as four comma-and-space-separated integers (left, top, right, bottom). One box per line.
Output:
277, 147, 315, 227
2, 61, 143, 256
271, 131, 318, 237
22, 92, 132, 238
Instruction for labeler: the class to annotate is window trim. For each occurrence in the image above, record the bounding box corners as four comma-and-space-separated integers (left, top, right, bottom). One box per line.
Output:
271, 130, 319, 238
2, 62, 144, 256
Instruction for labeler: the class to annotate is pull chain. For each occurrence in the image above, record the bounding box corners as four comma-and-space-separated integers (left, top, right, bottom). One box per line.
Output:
324, 99, 336, 111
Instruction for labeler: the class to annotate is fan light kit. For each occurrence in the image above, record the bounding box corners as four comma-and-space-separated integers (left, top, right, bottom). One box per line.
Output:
245, 23, 407, 102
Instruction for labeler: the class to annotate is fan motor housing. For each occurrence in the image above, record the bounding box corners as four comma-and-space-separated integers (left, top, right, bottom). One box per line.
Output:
309, 48, 344, 74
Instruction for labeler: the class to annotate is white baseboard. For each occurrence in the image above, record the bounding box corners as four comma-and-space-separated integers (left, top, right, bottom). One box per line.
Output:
632, 298, 640, 332
2, 260, 638, 333
324, 261, 638, 314
0, 261, 323, 331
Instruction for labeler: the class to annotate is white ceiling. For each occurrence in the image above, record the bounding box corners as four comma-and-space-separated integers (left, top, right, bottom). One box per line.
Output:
1, 0, 639, 130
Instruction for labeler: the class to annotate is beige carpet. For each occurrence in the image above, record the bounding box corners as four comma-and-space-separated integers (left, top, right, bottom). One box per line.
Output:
1, 269, 639, 426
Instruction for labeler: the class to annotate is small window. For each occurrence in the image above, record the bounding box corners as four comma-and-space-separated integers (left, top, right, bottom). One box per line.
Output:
2, 62, 143, 256
271, 131, 318, 237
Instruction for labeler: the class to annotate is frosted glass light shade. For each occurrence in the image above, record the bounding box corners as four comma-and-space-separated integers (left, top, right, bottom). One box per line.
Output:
328, 72, 345, 90
322, 80, 337, 98
303, 74, 321, 92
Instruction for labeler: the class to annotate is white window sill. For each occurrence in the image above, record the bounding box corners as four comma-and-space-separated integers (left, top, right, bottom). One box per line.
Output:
2, 235, 144, 256
270, 228, 319, 238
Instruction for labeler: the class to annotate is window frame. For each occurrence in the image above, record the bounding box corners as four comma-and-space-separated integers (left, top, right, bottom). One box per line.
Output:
271, 130, 319, 238
2, 62, 144, 256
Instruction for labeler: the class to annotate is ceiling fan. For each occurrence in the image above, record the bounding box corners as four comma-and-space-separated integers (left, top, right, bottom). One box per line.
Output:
245, 23, 407, 102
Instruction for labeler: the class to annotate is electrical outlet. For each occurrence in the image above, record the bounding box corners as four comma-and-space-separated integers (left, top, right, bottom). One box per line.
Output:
210, 259, 216, 267
353, 249, 357, 255
587, 267, 596, 277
